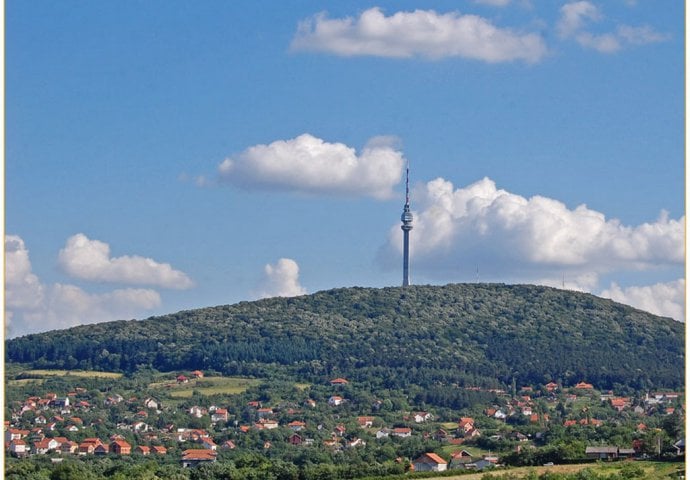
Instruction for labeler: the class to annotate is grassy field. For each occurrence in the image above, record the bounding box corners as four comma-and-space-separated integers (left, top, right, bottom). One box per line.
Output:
422, 461, 682, 480
150, 376, 263, 398
16, 369, 123, 378
7, 369, 124, 387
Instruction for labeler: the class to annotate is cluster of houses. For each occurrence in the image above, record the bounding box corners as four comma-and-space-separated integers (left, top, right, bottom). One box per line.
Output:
5, 373, 684, 470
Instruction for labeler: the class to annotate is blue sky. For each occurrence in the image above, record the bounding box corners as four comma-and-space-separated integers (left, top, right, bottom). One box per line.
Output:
6, 1, 685, 337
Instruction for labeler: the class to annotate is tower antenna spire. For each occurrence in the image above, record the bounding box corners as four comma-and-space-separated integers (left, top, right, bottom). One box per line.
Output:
401, 162, 413, 287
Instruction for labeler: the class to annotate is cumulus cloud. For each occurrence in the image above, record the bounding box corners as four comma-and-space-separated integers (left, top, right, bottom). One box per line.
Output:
379, 177, 684, 319
6, 235, 45, 310
557, 1, 668, 53
58, 233, 194, 289
218, 134, 405, 199
600, 279, 685, 322
254, 258, 307, 299
5, 235, 163, 337
291, 7, 547, 63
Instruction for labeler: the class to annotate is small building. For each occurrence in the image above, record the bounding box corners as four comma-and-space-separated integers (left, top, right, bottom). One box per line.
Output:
413, 452, 448, 472
330, 378, 348, 386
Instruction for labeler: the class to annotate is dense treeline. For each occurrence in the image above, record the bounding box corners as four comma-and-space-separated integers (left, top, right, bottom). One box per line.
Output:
6, 284, 684, 392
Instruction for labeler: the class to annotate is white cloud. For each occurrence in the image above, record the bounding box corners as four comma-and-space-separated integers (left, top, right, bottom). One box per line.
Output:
58, 233, 194, 289
600, 279, 685, 322
254, 258, 307, 299
218, 134, 405, 199
5, 235, 163, 337
557, 1, 668, 52
557, 1, 601, 38
379, 177, 684, 317
5, 235, 45, 310
291, 7, 547, 63
474, 0, 512, 6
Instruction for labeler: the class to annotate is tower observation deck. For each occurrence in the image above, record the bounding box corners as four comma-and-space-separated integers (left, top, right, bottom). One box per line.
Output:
401, 165, 413, 287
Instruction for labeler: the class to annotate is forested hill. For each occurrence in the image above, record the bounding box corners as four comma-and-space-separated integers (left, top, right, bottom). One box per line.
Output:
6, 284, 684, 390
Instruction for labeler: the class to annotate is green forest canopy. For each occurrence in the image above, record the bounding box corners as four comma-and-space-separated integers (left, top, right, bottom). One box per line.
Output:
6, 284, 684, 391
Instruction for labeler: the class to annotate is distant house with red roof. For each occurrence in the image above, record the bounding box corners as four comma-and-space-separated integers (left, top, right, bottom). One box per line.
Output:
545, 382, 559, 391
9, 439, 28, 457
413, 452, 448, 472
357, 416, 375, 428
192, 370, 204, 378
110, 439, 132, 455
392, 427, 412, 438
330, 378, 349, 386
211, 408, 228, 423
152, 445, 167, 455
177, 375, 189, 384
288, 420, 306, 431
574, 381, 594, 390
135, 445, 150, 455
181, 449, 217, 468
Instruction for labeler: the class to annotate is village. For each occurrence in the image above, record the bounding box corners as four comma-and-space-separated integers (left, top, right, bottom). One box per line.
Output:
5, 369, 685, 474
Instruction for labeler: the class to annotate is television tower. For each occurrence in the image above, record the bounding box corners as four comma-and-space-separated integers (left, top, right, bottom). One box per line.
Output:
401, 164, 413, 287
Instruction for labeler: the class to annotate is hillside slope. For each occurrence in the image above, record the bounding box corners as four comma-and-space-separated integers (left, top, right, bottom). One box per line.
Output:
5, 284, 684, 390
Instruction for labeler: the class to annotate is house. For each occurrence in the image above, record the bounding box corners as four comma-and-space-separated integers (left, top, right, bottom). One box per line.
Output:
181, 449, 217, 468
545, 382, 559, 392
357, 416, 375, 428
610, 397, 630, 412
143, 398, 158, 410
151, 445, 167, 455
110, 439, 132, 455
201, 438, 217, 450
328, 396, 343, 406
465, 459, 495, 471
288, 420, 306, 431
221, 440, 236, 450
413, 412, 433, 423
413, 452, 448, 472
189, 406, 206, 418
375, 429, 390, 439
33, 437, 59, 454
135, 446, 151, 455
256, 408, 274, 418
9, 439, 28, 457
60, 441, 78, 454
330, 378, 348, 386
259, 419, 279, 429
211, 408, 228, 423
392, 427, 412, 438
449, 450, 474, 469
458, 417, 475, 433
94, 444, 109, 456
585, 446, 619, 460
177, 375, 189, 384
574, 382, 594, 390
191, 370, 204, 378
289, 433, 303, 445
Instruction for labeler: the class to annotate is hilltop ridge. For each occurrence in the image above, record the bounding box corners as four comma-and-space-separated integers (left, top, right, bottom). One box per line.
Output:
5, 283, 684, 391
